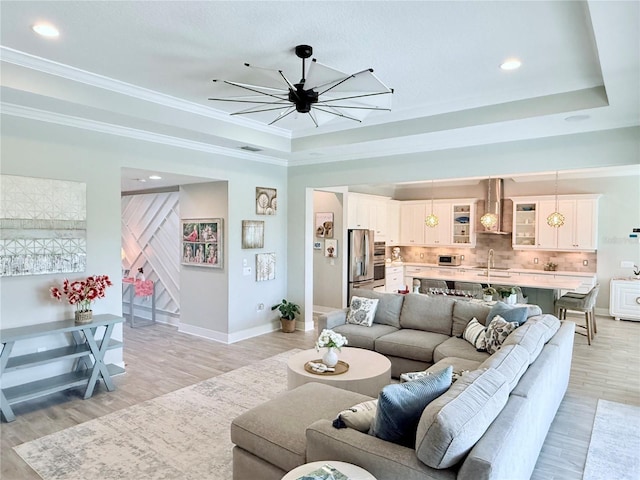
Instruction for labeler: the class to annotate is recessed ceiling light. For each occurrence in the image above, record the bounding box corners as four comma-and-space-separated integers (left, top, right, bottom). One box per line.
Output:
32, 23, 59, 37
149, 175, 162, 180
500, 58, 522, 71
564, 114, 590, 122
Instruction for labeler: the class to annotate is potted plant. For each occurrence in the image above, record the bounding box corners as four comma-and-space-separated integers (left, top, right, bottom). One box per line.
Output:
271, 299, 301, 333
482, 286, 497, 302
498, 286, 518, 305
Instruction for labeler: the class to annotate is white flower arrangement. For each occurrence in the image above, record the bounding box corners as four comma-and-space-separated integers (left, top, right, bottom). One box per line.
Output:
315, 329, 348, 351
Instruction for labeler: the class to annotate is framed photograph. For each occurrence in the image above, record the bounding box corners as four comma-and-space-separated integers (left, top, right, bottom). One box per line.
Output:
242, 220, 264, 249
315, 212, 334, 238
256, 252, 276, 281
256, 187, 277, 215
324, 239, 338, 258
181, 218, 223, 268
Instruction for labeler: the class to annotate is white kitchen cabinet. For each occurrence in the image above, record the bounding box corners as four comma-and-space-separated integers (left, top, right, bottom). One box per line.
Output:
511, 195, 599, 251
610, 279, 640, 321
347, 193, 390, 241
399, 199, 476, 247
424, 202, 452, 246
385, 265, 404, 293
386, 200, 401, 245
400, 202, 426, 245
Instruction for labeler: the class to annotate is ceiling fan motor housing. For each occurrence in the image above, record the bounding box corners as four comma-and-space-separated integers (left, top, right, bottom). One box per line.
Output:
290, 83, 319, 113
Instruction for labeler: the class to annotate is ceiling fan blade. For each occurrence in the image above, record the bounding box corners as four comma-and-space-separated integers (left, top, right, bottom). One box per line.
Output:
268, 106, 296, 125
313, 106, 362, 123
307, 110, 319, 128
231, 105, 294, 116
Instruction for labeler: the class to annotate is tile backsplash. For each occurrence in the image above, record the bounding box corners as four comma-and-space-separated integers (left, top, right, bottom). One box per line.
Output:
392, 233, 597, 272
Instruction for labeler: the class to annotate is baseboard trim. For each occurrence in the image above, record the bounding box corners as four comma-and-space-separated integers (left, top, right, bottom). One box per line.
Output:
178, 320, 281, 344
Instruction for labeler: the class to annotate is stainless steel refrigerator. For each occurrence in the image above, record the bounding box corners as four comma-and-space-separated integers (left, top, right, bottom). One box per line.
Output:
347, 229, 376, 300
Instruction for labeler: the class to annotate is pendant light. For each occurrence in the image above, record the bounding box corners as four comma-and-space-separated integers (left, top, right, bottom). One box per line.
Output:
425, 180, 439, 227
480, 177, 498, 230
546, 171, 565, 228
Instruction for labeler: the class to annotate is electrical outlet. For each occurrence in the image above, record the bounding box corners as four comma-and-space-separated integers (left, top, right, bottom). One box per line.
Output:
534, 258, 538, 264
583, 260, 589, 266
257, 303, 264, 311
420, 253, 424, 259
243, 266, 252, 276
460, 255, 465, 260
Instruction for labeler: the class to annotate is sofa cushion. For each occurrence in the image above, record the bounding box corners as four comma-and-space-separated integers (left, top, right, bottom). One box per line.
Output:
502, 320, 549, 364
345, 289, 404, 328
374, 329, 450, 363
415, 368, 510, 469
479, 343, 530, 391
486, 302, 529, 325
528, 314, 561, 342
452, 301, 491, 337
461, 318, 487, 351
333, 399, 378, 432
370, 366, 453, 447
400, 294, 456, 335
484, 316, 519, 354
433, 337, 491, 364
333, 324, 398, 350
423, 357, 482, 378
231, 382, 371, 472
346, 296, 379, 326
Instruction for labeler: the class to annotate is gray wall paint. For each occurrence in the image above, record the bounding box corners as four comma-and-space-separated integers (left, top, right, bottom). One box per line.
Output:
179, 182, 229, 334
0, 133, 124, 386
313, 191, 344, 309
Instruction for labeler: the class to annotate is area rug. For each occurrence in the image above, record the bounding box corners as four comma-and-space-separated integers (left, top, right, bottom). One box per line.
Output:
14, 350, 300, 480
582, 399, 640, 480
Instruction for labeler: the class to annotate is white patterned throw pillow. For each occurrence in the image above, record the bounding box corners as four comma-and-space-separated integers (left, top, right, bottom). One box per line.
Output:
484, 315, 519, 354
346, 296, 379, 326
462, 317, 487, 351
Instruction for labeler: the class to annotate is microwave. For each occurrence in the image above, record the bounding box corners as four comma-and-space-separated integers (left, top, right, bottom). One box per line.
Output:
438, 254, 462, 266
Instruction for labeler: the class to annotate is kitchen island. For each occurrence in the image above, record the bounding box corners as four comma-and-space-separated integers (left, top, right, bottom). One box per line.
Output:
393, 262, 596, 314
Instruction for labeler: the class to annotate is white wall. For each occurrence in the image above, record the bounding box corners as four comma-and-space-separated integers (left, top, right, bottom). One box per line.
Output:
288, 127, 640, 318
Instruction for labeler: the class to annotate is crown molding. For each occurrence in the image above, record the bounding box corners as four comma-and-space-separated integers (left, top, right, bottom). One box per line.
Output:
1, 102, 288, 166
0, 46, 292, 140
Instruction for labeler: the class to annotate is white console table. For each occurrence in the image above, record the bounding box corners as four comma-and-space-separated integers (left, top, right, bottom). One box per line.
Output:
0, 314, 124, 422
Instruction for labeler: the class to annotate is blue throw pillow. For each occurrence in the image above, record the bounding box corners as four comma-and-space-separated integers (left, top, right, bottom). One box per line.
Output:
487, 302, 528, 325
370, 366, 452, 447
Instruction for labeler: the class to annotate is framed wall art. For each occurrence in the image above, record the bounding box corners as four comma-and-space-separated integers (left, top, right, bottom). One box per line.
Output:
181, 218, 223, 268
256, 252, 275, 281
256, 187, 277, 215
315, 212, 334, 238
241, 220, 264, 249
324, 239, 338, 258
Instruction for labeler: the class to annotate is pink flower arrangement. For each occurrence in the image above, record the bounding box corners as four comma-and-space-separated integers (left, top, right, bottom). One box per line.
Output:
50, 275, 113, 312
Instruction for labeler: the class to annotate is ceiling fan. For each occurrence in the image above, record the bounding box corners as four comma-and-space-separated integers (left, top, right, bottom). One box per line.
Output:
208, 45, 394, 128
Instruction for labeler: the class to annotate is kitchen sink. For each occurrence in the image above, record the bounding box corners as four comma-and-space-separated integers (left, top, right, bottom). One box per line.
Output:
471, 266, 510, 271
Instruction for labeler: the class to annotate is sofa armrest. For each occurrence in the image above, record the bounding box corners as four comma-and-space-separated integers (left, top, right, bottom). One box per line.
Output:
306, 419, 456, 480
316, 308, 349, 331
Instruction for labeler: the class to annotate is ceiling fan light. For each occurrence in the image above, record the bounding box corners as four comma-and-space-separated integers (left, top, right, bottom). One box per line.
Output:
546, 211, 565, 228
425, 213, 439, 228
480, 212, 498, 229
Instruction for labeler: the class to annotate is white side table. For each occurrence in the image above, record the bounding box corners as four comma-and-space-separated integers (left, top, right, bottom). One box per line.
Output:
282, 461, 376, 480
287, 347, 391, 398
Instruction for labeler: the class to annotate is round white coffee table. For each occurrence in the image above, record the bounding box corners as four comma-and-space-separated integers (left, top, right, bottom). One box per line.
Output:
282, 460, 376, 480
287, 347, 391, 398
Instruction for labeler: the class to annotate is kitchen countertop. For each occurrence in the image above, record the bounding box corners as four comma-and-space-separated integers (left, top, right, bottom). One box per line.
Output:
388, 261, 596, 277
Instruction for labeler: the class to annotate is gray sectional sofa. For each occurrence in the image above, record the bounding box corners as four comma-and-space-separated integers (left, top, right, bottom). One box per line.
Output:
231, 290, 575, 480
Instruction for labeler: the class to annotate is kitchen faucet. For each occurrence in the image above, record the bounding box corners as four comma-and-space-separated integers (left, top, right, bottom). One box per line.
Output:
487, 248, 495, 273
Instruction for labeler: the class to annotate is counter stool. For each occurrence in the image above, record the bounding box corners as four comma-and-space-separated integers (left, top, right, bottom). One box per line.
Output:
420, 279, 448, 294
454, 282, 483, 299
555, 284, 599, 345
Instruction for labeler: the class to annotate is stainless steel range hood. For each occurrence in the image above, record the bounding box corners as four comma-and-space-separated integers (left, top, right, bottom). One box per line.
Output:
477, 178, 510, 235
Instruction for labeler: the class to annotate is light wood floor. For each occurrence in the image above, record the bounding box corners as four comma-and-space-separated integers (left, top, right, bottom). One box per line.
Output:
1, 314, 639, 480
